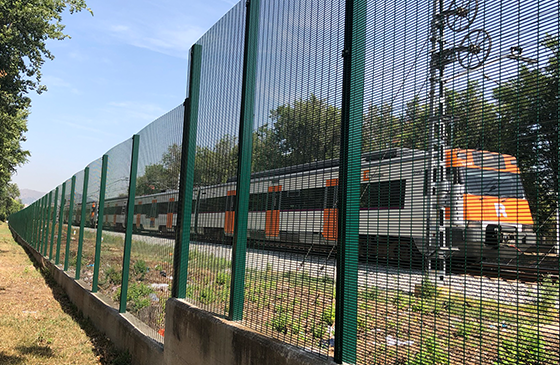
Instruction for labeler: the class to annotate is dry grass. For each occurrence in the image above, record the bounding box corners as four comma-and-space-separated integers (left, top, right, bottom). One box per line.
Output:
0, 221, 130, 365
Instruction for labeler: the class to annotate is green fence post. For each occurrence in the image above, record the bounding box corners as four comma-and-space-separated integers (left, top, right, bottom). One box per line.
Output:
38, 196, 46, 251
42, 191, 53, 256
75, 167, 90, 280
334, 0, 366, 363
55, 182, 67, 265
92, 155, 108, 293
228, 0, 260, 321
64, 175, 77, 271
31, 201, 38, 248
173, 43, 202, 299
119, 135, 140, 313
49, 187, 59, 259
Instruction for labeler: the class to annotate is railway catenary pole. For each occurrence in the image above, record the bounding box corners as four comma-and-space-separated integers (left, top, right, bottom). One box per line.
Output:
426, 0, 450, 275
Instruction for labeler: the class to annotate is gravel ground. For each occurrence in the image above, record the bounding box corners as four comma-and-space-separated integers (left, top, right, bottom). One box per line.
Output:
100, 228, 554, 307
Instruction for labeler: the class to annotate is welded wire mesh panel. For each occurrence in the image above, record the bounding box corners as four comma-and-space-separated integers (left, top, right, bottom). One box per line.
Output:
240, 0, 344, 357
356, 0, 560, 364
185, 1, 245, 316
96, 140, 132, 307
129, 105, 183, 339
48, 184, 63, 260
66, 170, 85, 275
56, 177, 72, 266
80, 158, 103, 287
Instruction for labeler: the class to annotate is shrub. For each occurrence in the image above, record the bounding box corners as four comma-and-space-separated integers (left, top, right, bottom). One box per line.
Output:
495, 325, 551, 365
133, 260, 148, 280
408, 336, 448, 365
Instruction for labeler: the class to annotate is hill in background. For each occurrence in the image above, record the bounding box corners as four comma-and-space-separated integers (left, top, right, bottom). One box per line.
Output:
19, 189, 45, 206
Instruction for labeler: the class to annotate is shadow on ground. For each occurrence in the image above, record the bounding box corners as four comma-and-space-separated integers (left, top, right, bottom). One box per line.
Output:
19, 242, 131, 365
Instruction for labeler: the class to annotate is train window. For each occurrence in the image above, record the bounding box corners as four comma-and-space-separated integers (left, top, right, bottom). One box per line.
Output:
158, 202, 168, 215
170, 201, 178, 213
249, 193, 266, 211
149, 203, 157, 218
360, 179, 406, 209
142, 204, 151, 215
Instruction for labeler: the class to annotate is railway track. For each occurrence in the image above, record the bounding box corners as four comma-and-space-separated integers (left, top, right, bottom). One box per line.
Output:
458, 262, 559, 282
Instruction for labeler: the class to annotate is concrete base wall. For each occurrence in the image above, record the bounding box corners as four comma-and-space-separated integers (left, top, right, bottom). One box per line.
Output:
11, 227, 335, 365
164, 298, 335, 365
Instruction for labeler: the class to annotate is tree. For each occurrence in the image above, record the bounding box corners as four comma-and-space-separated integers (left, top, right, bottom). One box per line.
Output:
136, 144, 182, 196
268, 94, 341, 166
0, 182, 24, 221
1, 0, 90, 215
492, 35, 559, 236
194, 135, 238, 186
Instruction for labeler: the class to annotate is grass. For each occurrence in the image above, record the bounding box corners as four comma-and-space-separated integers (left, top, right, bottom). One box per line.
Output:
0, 221, 129, 365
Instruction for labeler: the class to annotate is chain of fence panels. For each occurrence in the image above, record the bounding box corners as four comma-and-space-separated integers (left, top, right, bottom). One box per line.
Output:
8, 0, 560, 364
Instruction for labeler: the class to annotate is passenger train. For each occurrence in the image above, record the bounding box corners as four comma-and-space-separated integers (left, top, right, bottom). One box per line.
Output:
71, 148, 535, 261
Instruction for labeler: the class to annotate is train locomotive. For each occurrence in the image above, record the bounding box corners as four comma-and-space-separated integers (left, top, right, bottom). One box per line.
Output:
74, 147, 535, 262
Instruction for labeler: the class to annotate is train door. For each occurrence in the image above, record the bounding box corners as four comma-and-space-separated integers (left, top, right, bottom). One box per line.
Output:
322, 179, 338, 241
166, 197, 175, 231
150, 200, 157, 228
192, 189, 201, 234
136, 201, 142, 229
225, 190, 236, 236
266, 185, 282, 239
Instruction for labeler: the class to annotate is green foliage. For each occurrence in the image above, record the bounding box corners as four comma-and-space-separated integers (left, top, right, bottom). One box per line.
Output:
252, 94, 341, 172
198, 287, 216, 304
361, 286, 380, 300
392, 291, 414, 310
270, 312, 291, 334
215, 272, 230, 286
114, 282, 155, 313
311, 323, 326, 339
0, 0, 91, 199
132, 260, 148, 280
320, 304, 335, 326
408, 336, 449, 365
105, 266, 122, 285
0, 182, 24, 221
532, 275, 559, 313
495, 325, 550, 365
418, 276, 437, 299
136, 144, 181, 195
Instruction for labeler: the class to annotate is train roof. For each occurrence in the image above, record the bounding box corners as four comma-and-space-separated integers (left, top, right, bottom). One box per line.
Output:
226, 147, 418, 183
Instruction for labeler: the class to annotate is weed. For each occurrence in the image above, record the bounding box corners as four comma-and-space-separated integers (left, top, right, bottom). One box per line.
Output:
361, 286, 380, 300
105, 266, 122, 285
311, 323, 326, 339
215, 272, 230, 286
418, 275, 437, 299
133, 260, 148, 280
199, 287, 216, 304
271, 312, 291, 334
495, 324, 551, 365
321, 304, 335, 326
114, 282, 155, 313
532, 275, 559, 313
408, 336, 449, 365
392, 291, 413, 310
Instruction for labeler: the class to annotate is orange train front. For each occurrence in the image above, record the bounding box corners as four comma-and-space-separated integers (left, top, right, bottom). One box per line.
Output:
446, 149, 536, 259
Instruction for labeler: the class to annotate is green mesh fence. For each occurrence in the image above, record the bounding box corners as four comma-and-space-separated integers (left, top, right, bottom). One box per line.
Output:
131, 105, 184, 338
96, 140, 133, 309
79, 158, 103, 286
182, 0, 246, 316
7, 0, 560, 363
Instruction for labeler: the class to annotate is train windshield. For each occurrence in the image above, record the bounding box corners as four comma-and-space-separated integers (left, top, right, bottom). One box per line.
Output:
463, 168, 525, 199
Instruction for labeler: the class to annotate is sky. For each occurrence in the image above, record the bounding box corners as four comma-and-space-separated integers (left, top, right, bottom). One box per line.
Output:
12, 0, 238, 193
